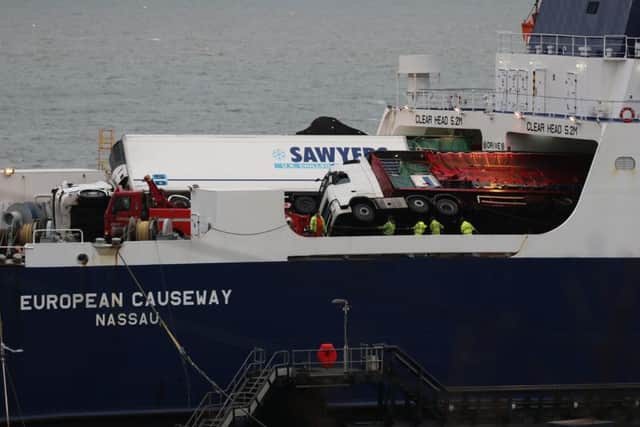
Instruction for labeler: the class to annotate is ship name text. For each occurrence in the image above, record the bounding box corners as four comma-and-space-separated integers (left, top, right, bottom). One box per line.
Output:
19, 289, 232, 328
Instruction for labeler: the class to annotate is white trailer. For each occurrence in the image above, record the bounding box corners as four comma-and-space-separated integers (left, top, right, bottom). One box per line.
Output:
110, 134, 407, 213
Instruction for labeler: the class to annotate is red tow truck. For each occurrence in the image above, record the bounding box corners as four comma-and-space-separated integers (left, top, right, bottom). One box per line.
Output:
104, 175, 191, 240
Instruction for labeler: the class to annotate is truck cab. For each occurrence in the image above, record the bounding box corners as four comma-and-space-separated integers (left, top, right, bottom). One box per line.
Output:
317, 160, 402, 235
104, 176, 191, 240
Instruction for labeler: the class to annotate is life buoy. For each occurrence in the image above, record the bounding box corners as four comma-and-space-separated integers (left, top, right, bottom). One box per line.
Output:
317, 343, 337, 369
620, 107, 636, 123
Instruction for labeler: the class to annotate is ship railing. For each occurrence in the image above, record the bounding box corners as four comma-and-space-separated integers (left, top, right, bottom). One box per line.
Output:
494, 94, 640, 121
32, 228, 84, 243
409, 89, 640, 121
291, 344, 385, 374
407, 88, 495, 111
498, 31, 640, 59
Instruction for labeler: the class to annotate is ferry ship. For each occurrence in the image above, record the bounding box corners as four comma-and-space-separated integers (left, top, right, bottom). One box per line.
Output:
2, 0, 640, 424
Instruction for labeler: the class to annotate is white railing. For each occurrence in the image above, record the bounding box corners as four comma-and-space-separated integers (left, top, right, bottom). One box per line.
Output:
407, 89, 640, 121
498, 31, 640, 59
408, 88, 495, 111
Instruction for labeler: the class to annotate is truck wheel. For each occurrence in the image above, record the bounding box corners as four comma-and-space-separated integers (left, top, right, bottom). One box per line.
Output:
168, 194, 190, 208
406, 196, 430, 214
435, 198, 459, 217
351, 201, 375, 223
293, 196, 317, 215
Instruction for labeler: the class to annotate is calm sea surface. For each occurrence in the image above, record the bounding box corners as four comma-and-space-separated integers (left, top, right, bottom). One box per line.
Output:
0, 0, 528, 168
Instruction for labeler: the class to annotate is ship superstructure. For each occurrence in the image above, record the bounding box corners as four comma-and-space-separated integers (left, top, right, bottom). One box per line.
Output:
1, 0, 640, 425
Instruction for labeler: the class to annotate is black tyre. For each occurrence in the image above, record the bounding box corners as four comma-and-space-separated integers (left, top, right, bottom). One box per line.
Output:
293, 196, 317, 215
435, 197, 459, 217
406, 195, 430, 214
351, 201, 375, 223
168, 195, 191, 208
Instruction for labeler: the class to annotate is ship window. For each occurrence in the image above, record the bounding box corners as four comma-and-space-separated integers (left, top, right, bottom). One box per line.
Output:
615, 156, 635, 170
586, 1, 599, 14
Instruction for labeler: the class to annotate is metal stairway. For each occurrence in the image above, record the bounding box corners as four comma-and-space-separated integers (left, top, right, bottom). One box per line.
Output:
183, 345, 640, 426
184, 348, 289, 427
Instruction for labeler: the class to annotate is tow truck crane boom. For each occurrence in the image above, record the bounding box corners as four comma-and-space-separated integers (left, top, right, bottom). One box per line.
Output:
143, 175, 170, 208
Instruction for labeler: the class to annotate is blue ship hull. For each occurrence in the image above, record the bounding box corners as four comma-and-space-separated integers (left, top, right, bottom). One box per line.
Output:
1, 257, 639, 422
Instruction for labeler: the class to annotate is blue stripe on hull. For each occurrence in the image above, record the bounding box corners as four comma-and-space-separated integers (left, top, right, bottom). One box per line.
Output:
1, 257, 639, 421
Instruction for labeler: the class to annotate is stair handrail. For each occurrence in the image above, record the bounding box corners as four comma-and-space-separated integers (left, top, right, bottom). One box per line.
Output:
208, 349, 284, 427
229, 350, 291, 418
224, 347, 265, 394
264, 350, 290, 372
181, 390, 224, 427
384, 345, 447, 393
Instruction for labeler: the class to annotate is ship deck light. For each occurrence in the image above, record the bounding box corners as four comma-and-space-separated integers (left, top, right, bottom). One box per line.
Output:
2, 168, 15, 177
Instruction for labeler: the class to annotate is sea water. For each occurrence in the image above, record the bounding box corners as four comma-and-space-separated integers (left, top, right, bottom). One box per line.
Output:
0, 0, 527, 168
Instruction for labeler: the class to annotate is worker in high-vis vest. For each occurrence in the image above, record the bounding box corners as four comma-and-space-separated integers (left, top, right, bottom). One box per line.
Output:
380, 217, 396, 235
413, 220, 427, 235
308, 213, 326, 236
460, 219, 477, 235
429, 218, 444, 235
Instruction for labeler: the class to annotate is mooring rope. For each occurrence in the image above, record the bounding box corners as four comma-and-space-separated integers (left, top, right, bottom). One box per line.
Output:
115, 250, 267, 427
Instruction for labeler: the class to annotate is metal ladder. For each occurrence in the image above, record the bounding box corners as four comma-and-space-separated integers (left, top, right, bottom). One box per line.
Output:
97, 128, 115, 172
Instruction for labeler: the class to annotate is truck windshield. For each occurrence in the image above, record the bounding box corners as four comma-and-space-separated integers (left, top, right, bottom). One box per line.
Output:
112, 196, 131, 213
332, 172, 350, 185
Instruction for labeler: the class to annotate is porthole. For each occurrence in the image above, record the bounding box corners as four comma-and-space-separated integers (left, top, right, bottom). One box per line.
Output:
615, 156, 636, 170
